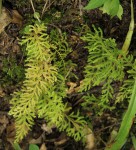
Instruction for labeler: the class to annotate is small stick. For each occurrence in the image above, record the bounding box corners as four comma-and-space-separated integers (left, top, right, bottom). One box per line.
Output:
41, 0, 49, 18
30, 0, 35, 13
29, 0, 41, 22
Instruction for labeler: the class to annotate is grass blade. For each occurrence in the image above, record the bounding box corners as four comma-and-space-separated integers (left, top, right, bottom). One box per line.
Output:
105, 79, 136, 150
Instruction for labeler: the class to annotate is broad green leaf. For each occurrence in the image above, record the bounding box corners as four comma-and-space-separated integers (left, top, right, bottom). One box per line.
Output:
117, 5, 123, 19
102, 0, 120, 17
108, 0, 120, 17
101, 0, 111, 14
105, 80, 136, 150
84, 0, 107, 10
29, 144, 39, 150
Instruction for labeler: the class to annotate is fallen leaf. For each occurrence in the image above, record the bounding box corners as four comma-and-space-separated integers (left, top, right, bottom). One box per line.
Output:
0, 7, 23, 34
29, 136, 42, 144
54, 132, 68, 146
67, 82, 77, 94
41, 124, 56, 134
12, 10, 23, 27
85, 133, 95, 150
6, 122, 16, 144
0, 7, 12, 34
40, 143, 47, 150
84, 127, 95, 150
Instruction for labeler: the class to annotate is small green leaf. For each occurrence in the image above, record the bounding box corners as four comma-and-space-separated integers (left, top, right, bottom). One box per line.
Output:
13, 143, 22, 150
102, 0, 120, 17
109, 0, 120, 17
34, 12, 40, 19
29, 144, 39, 150
84, 0, 107, 10
23, 25, 31, 34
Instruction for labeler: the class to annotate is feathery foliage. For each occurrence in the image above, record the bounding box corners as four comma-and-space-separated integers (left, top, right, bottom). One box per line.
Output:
116, 60, 136, 103
79, 26, 133, 111
9, 23, 86, 142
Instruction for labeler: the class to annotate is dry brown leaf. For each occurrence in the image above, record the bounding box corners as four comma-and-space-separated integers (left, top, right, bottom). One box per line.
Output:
85, 133, 95, 150
12, 10, 23, 27
54, 132, 68, 146
0, 87, 5, 97
0, 115, 9, 135
0, 7, 23, 34
41, 124, 56, 134
0, 7, 11, 33
67, 82, 77, 94
40, 143, 47, 150
29, 136, 42, 144
0, 115, 9, 124
84, 127, 95, 150
6, 122, 16, 144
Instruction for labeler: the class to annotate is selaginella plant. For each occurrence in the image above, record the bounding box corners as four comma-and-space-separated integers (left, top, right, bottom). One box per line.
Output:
79, 25, 133, 113
9, 23, 86, 142
79, 0, 135, 148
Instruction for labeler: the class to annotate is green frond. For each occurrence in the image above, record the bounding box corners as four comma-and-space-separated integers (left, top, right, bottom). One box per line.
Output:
79, 26, 133, 111
9, 23, 58, 142
116, 60, 136, 103
9, 23, 85, 143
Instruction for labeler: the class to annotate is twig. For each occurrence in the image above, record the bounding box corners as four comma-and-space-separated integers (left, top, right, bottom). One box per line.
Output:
41, 0, 55, 18
29, 0, 35, 13
29, 0, 41, 22
41, 0, 49, 18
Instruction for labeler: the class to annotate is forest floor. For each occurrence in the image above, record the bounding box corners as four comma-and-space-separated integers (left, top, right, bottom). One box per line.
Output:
0, 0, 136, 150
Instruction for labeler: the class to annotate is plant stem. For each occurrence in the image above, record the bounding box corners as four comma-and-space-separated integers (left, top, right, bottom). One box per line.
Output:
30, 0, 35, 13
121, 0, 134, 54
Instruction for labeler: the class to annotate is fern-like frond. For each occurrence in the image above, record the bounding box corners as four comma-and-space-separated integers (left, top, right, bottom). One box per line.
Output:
116, 60, 136, 103
79, 25, 133, 111
9, 23, 58, 142
9, 23, 86, 142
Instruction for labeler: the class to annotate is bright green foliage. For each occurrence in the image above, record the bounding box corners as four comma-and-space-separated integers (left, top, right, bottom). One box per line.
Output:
79, 25, 136, 149
9, 23, 57, 142
9, 23, 86, 142
84, 0, 107, 10
13, 143, 22, 150
84, 0, 123, 19
80, 26, 133, 111
13, 143, 39, 150
116, 59, 136, 103
50, 29, 75, 76
29, 144, 39, 150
